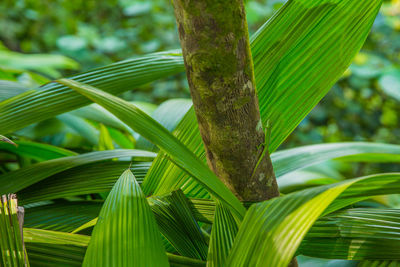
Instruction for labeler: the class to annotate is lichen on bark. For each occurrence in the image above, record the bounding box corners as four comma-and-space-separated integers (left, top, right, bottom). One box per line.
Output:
172, 0, 279, 202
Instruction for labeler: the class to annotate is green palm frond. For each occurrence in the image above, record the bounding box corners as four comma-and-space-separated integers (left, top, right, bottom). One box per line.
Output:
0, 149, 155, 195
300, 208, 400, 260
58, 78, 245, 218
82, 169, 169, 266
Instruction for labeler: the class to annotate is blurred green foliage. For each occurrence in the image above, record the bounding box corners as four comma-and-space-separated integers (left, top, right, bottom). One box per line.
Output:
1, 0, 177, 68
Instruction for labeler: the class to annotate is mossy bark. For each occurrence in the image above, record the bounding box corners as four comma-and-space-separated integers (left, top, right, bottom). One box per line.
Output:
172, 0, 279, 202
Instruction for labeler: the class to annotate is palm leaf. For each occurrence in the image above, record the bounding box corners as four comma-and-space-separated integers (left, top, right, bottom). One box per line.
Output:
70, 102, 156, 133
18, 161, 150, 204
143, 0, 382, 198
144, 139, 400, 200
253, 0, 382, 152
82, 169, 169, 266
277, 169, 342, 193
23, 201, 102, 232
24, 228, 89, 247
0, 141, 77, 161
299, 208, 400, 260
188, 173, 400, 226
23, 228, 206, 267
272, 142, 400, 177
26, 243, 85, 267
0, 51, 184, 134
71, 218, 98, 234
0, 149, 155, 195
141, 108, 208, 198
324, 173, 400, 215
189, 198, 215, 224
0, 80, 30, 102
136, 99, 192, 151
48, 197, 215, 234
358, 260, 400, 267
207, 200, 238, 267
226, 181, 351, 266
148, 190, 208, 260
225, 173, 400, 266
58, 78, 245, 218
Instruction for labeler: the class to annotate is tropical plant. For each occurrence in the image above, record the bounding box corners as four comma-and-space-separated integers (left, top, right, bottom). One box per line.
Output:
1, 0, 400, 267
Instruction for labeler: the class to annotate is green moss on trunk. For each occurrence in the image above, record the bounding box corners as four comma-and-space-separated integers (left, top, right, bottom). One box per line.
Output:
172, 0, 279, 202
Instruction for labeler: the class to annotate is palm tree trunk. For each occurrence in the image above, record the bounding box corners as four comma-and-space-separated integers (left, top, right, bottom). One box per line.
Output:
171, 0, 279, 202
173, 3, 299, 265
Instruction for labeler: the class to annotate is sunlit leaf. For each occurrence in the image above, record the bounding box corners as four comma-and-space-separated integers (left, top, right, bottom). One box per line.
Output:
82, 169, 169, 267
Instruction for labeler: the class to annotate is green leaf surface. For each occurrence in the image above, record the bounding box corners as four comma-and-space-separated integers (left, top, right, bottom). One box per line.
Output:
149, 190, 208, 260
272, 142, 400, 177
0, 149, 155, 195
136, 99, 192, 151
0, 51, 184, 134
277, 170, 340, 193
26, 243, 85, 267
253, 0, 382, 152
70, 101, 157, 134
300, 208, 400, 260
24, 201, 102, 232
107, 127, 134, 149
82, 169, 169, 267
207, 200, 239, 267
144, 139, 400, 200
188, 173, 400, 225
18, 161, 150, 204
323, 174, 400, 215
224, 173, 400, 266
58, 198, 216, 234
24, 228, 90, 247
0, 80, 30, 102
24, 229, 205, 267
226, 181, 351, 267
0, 141, 77, 161
141, 108, 208, 199
359, 260, 400, 267
142, 0, 382, 199
58, 79, 245, 219
189, 198, 216, 224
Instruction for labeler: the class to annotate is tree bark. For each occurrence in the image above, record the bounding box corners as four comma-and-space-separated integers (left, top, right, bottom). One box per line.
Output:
172, 0, 279, 202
